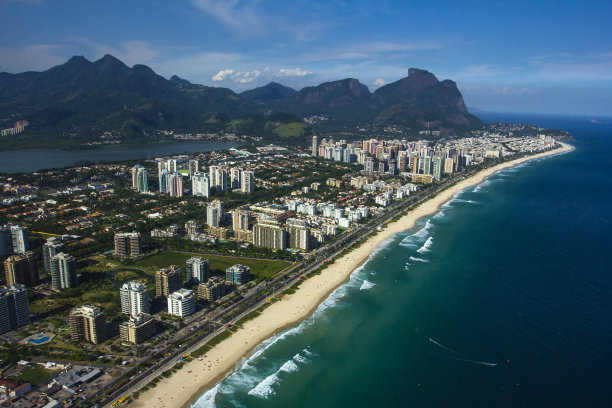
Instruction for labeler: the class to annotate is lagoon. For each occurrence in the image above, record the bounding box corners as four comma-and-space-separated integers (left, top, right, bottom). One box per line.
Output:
0, 141, 238, 173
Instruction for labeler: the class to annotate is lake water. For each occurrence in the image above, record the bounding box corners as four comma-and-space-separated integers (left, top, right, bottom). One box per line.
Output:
0, 141, 239, 173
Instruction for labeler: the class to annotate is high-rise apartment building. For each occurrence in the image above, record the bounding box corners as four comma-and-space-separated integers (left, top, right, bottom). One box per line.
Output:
197, 276, 226, 302
1, 225, 30, 256
69, 305, 107, 344
119, 313, 156, 344
232, 207, 250, 232
168, 172, 183, 197
209, 166, 227, 192
186, 256, 210, 284
160, 168, 171, 193
114, 232, 142, 258
207, 200, 224, 227
225, 264, 251, 285
132, 165, 142, 189
4, 251, 38, 287
10, 225, 30, 254
364, 157, 374, 174
433, 156, 443, 181
312, 135, 319, 156
230, 167, 243, 190
253, 217, 287, 250
155, 266, 183, 298
51, 253, 77, 290
188, 159, 199, 177
286, 218, 310, 251
0, 285, 29, 334
0, 225, 12, 257
134, 167, 149, 192
120, 281, 150, 317
43, 237, 66, 279
241, 171, 255, 194
192, 172, 211, 198
167, 289, 196, 317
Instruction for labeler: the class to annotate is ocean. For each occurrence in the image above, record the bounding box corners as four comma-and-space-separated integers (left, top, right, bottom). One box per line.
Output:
192, 114, 612, 408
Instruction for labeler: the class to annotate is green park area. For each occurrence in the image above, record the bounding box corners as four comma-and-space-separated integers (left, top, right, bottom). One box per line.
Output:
12, 365, 61, 386
28, 250, 290, 321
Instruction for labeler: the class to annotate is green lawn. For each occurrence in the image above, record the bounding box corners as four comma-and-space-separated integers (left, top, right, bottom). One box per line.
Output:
12, 366, 60, 386
135, 251, 291, 280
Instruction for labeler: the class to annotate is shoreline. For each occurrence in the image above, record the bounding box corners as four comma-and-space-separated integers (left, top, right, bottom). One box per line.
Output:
129, 142, 574, 408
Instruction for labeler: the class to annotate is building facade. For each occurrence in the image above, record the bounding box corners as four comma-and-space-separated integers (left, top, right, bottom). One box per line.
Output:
225, 264, 251, 285
253, 218, 287, 250
167, 289, 196, 317
69, 305, 107, 344
0, 285, 29, 334
51, 253, 77, 290
114, 232, 142, 258
3, 251, 38, 287
120, 281, 150, 317
43, 237, 66, 280
186, 256, 210, 284
241, 171, 255, 193
192, 172, 211, 198
197, 276, 226, 302
155, 266, 183, 298
119, 313, 155, 344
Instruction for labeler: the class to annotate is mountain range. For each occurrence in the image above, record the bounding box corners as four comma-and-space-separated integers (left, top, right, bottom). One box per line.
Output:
0, 54, 482, 146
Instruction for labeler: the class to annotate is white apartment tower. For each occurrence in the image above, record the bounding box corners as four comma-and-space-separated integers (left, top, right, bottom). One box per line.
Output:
186, 256, 210, 284
241, 171, 255, 193
120, 281, 150, 317
168, 289, 196, 317
192, 172, 211, 198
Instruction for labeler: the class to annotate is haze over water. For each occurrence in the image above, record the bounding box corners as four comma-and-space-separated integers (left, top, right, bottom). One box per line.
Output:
194, 114, 612, 407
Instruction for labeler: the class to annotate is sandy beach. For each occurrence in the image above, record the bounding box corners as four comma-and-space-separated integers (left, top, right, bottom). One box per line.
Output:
129, 142, 573, 408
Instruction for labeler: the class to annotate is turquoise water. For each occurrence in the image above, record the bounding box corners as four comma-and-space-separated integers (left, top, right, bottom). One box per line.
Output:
193, 115, 612, 407
28, 336, 50, 344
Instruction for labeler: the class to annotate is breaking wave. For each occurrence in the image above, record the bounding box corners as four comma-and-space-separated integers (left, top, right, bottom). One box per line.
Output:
417, 237, 433, 254
359, 280, 376, 290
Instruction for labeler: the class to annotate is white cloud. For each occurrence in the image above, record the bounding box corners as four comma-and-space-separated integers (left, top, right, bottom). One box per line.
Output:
373, 78, 388, 87
211, 66, 312, 84
232, 70, 262, 83
276, 67, 313, 77
212, 68, 234, 81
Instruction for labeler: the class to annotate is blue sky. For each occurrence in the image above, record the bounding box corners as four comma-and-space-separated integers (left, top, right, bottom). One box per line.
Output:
2, 0, 612, 115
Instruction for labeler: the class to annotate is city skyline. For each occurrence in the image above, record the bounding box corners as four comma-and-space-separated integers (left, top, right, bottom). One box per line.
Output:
1, 0, 611, 115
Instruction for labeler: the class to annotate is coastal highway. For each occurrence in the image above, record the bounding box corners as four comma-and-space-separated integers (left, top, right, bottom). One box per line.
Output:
98, 166, 484, 407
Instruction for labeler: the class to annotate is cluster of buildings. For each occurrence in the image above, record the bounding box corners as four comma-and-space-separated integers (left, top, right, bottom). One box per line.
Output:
312, 133, 557, 185
74, 257, 246, 345
0, 120, 28, 137
145, 157, 255, 198
0, 225, 33, 334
